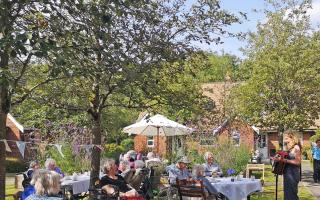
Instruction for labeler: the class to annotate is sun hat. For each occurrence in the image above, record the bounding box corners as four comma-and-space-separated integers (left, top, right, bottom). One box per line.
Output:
177, 156, 191, 164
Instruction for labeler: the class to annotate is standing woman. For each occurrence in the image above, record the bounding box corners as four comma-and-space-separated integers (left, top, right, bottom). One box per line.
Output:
275, 130, 301, 200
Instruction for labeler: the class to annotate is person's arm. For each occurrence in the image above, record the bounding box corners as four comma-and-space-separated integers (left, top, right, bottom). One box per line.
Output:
283, 145, 301, 166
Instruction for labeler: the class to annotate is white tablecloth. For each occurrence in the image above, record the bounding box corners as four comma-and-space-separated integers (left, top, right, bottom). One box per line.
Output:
61, 175, 90, 194
209, 177, 262, 200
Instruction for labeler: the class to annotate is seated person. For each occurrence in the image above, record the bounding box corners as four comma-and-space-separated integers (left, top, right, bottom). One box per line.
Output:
129, 160, 147, 190
145, 152, 161, 166
25, 169, 62, 200
166, 156, 191, 184
45, 158, 64, 177
203, 152, 223, 177
100, 158, 138, 198
26, 161, 40, 179
192, 164, 219, 197
118, 160, 135, 183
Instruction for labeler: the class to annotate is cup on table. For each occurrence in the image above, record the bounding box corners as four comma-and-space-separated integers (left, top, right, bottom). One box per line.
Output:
250, 175, 255, 181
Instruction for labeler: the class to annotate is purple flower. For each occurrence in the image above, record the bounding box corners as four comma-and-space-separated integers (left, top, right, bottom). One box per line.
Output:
227, 168, 236, 176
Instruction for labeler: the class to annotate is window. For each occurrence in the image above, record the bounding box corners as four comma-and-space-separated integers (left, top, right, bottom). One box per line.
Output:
232, 130, 240, 146
147, 136, 154, 147
257, 135, 267, 148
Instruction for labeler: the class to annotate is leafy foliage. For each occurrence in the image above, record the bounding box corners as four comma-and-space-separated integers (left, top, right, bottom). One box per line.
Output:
228, 0, 320, 131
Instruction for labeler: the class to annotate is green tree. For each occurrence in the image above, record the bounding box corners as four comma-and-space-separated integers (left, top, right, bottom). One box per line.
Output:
229, 0, 320, 143
34, 0, 243, 187
0, 1, 67, 196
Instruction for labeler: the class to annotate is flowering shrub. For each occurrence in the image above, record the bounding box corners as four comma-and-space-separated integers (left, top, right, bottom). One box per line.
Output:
227, 168, 236, 176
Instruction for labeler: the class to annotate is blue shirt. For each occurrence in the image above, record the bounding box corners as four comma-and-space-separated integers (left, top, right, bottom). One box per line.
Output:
203, 162, 223, 177
166, 164, 191, 184
312, 146, 320, 160
25, 194, 62, 200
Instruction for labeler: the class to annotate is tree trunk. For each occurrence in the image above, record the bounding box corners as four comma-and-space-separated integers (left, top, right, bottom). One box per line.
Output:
0, 89, 8, 200
89, 111, 102, 188
88, 82, 102, 196
0, 44, 10, 200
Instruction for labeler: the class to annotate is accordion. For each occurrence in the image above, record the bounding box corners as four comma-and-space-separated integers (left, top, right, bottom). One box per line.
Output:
272, 151, 289, 175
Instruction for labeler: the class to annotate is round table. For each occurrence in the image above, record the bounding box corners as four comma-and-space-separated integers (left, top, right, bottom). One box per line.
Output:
209, 177, 262, 200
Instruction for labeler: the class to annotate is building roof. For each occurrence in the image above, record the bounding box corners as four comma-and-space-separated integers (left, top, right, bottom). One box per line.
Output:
7, 113, 24, 133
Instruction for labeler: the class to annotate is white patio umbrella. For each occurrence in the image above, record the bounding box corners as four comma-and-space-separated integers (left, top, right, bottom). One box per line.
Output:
123, 114, 193, 154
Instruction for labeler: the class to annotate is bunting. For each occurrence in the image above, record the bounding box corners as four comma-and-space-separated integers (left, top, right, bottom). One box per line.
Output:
4, 140, 12, 152
16, 141, 26, 158
54, 144, 65, 158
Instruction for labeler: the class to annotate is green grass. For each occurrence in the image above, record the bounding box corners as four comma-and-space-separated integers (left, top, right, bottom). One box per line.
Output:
5, 184, 19, 200
250, 165, 315, 200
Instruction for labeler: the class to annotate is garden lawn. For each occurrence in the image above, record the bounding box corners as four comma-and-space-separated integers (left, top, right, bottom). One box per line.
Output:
5, 184, 18, 200
250, 164, 315, 200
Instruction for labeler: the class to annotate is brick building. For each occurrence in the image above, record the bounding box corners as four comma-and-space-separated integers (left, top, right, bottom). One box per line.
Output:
133, 82, 319, 159
6, 113, 24, 159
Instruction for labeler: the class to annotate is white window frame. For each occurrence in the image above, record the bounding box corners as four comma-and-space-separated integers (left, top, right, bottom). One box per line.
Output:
147, 136, 154, 147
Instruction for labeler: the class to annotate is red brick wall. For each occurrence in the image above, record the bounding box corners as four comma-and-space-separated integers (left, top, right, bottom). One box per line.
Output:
6, 117, 22, 159
220, 120, 255, 150
134, 135, 167, 156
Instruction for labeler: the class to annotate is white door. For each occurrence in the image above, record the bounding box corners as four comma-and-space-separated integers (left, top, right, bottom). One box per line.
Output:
257, 133, 268, 159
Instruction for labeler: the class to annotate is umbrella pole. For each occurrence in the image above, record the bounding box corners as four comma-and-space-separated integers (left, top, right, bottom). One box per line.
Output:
157, 127, 160, 155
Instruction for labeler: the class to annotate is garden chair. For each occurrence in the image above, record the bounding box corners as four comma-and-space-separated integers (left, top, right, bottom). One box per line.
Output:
146, 160, 164, 190
176, 179, 207, 200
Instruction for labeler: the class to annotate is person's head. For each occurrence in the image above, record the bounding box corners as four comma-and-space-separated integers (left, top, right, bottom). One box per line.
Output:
123, 153, 130, 161
29, 161, 40, 169
192, 164, 205, 177
204, 152, 214, 164
31, 169, 61, 196
283, 130, 300, 150
316, 139, 320, 147
119, 160, 130, 172
103, 158, 117, 175
45, 158, 56, 171
134, 160, 145, 169
176, 156, 190, 169
147, 152, 155, 160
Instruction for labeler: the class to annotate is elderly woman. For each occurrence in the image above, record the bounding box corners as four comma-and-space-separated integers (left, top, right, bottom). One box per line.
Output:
203, 152, 223, 177
25, 169, 62, 200
118, 160, 135, 183
100, 158, 138, 198
45, 158, 64, 177
166, 156, 191, 184
26, 161, 40, 178
193, 164, 219, 197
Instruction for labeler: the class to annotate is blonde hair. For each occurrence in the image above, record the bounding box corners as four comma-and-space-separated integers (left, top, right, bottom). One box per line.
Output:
103, 158, 116, 174
284, 130, 300, 150
45, 158, 56, 170
31, 169, 61, 196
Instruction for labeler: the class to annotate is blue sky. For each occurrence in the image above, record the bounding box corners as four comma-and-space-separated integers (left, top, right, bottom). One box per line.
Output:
196, 0, 320, 58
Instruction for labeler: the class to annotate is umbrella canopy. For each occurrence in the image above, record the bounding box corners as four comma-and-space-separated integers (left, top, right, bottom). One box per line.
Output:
123, 114, 193, 136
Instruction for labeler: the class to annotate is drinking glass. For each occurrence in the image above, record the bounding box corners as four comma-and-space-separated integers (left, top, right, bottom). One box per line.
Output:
250, 175, 255, 181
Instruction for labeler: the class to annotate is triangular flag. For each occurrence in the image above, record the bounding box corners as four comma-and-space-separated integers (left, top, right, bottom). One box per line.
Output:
16, 141, 26, 158
85, 145, 94, 155
54, 144, 64, 158
3, 140, 12, 152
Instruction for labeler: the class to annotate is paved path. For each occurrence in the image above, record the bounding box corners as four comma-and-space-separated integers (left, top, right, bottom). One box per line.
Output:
6, 173, 15, 185
301, 161, 320, 200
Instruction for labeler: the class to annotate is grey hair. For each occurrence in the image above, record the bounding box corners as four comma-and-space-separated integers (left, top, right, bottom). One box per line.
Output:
103, 158, 116, 174
120, 160, 130, 170
45, 158, 56, 169
147, 152, 155, 160
134, 160, 145, 169
192, 164, 205, 177
29, 161, 39, 168
204, 152, 213, 161
31, 169, 61, 196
